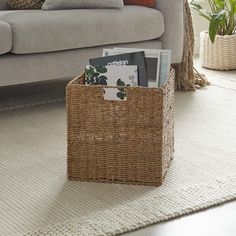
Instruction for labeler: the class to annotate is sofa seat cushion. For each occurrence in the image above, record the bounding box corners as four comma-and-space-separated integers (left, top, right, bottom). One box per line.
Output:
0, 20, 12, 55
0, 6, 164, 54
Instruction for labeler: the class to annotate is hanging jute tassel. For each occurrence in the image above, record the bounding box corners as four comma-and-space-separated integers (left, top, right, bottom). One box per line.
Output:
193, 67, 210, 89
173, 0, 209, 91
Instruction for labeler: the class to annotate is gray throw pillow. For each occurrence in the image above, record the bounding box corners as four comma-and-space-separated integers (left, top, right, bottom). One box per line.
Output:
41, 0, 124, 10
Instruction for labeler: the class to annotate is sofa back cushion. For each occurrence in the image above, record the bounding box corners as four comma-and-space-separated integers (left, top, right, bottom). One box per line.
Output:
0, 7, 164, 54
7, 0, 44, 9
42, 0, 124, 10
124, 0, 156, 7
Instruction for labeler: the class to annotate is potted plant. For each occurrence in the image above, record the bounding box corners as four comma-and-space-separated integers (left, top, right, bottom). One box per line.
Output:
190, 0, 236, 70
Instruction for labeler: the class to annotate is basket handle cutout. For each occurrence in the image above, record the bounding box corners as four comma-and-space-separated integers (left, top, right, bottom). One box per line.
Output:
102, 87, 127, 101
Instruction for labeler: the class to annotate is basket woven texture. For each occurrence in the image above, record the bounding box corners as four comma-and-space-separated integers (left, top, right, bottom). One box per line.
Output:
67, 69, 175, 186
200, 31, 236, 70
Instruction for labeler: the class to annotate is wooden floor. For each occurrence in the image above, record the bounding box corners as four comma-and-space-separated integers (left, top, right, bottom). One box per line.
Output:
124, 57, 236, 236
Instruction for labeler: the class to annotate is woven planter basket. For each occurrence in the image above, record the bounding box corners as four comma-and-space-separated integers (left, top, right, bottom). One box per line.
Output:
66, 69, 175, 186
200, 31, 236, 70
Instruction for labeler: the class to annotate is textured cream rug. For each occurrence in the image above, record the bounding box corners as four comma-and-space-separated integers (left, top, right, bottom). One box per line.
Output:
0, 85, 236, 236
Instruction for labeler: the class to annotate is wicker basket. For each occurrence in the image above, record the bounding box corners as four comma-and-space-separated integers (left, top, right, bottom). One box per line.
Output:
66, 69, 175, 186
200, 31, 236, 70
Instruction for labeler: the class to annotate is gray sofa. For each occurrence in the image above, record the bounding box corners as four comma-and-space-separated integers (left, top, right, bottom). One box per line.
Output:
0, 0, 184, 87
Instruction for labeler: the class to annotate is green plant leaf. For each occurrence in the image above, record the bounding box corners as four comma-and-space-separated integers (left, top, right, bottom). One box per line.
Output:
198, 10, 212, 21
96, 66, 107, 74
209, 18, 220, 43
89, 77, 95, 85
98, 76, 107, 85
116, 91, 126, 100
95, 77, 99, 85
93, 72, 100, 77
210, 0, 224, 10
209, 10, 226, 43
85, 66, 95, 77
228, 0, 236, 34
190, 0, 236, 36
116, 79, 125, 86
190, 1, 212, 21
190, 0, 202, 9
118, 87, 125, 92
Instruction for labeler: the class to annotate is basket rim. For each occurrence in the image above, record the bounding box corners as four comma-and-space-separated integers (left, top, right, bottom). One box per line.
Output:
67, 68, 175, 91
201, 30, 236, 39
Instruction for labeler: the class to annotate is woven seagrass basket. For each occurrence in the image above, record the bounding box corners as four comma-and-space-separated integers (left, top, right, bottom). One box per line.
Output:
200, 31, 236, 70
66, 68, 175, 186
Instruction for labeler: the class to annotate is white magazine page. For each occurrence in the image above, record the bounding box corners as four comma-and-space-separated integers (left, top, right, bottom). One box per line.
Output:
159, 50, 171, 87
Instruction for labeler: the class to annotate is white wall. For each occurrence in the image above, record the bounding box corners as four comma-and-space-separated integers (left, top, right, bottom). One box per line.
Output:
190, 1, 209, 54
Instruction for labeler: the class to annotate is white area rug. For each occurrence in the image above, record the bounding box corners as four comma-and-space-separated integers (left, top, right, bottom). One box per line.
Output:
0, 84, 236, 236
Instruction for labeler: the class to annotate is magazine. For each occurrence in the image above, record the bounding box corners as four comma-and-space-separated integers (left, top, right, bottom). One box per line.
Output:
103, 48, 171, 87
85, 65, 138, 101
89, 51, 148, 87
159, 50, 171, 86
103, 48, 161, 87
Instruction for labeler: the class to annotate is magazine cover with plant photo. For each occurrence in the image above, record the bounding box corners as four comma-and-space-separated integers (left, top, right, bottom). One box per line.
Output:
85, 65, 138, 101
89, 51, 148, 87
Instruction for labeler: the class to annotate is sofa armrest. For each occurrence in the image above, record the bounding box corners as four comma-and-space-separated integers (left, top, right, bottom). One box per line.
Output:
156, 0, 185, 63
0, 20, 12, 55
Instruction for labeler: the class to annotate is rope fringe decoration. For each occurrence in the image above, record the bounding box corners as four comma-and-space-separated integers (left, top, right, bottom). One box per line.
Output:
173, 0, 209, 91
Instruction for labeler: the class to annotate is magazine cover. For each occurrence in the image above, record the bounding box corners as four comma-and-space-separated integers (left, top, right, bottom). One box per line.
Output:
103, 48, 162, 87
85, 65, 138, 101
89, 52, 148, 87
